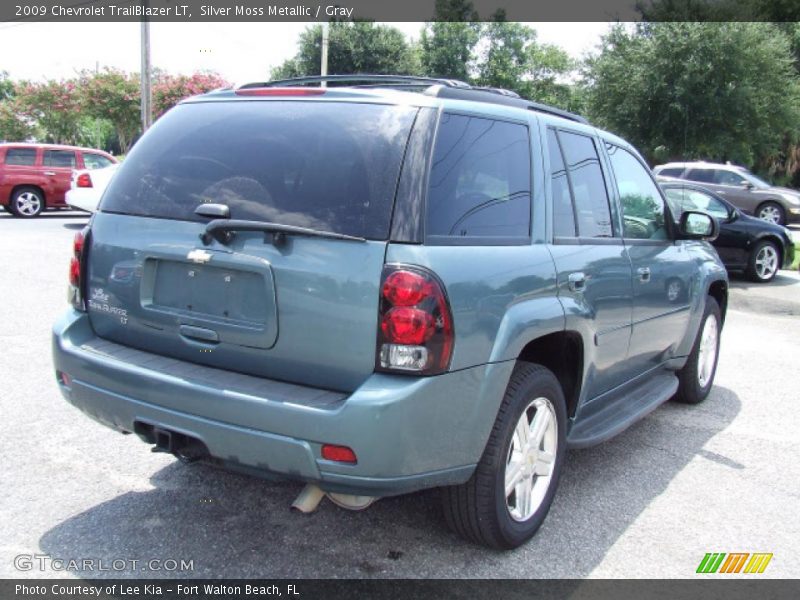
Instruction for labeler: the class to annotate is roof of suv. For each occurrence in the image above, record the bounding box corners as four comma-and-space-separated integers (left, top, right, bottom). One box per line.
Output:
186, 74, 593, 128
655, 161, 747, 171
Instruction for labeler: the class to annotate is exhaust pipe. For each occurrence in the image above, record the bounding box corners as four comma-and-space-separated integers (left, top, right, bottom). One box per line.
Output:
291, 484, 378, 513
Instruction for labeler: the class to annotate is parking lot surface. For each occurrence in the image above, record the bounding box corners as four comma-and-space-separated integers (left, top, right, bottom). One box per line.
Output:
2, 212, 799, 578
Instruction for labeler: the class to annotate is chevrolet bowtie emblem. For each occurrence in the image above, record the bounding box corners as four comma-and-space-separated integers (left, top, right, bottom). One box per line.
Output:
187, 249, 213, 264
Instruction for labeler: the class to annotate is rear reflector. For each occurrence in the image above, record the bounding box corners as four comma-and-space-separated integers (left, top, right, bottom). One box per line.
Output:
321, 444, 357, 464
235, 87, 326, 97
56, 371, 72, 387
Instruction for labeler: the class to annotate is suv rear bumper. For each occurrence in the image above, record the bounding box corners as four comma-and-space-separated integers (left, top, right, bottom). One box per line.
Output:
53, 310, 514, 497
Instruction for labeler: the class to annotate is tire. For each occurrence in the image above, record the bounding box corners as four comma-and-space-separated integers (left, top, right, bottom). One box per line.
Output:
756, 201, 785, 226
746, 240, 780, 283
9, 187, 44, 218
442, 362, 567, 549
674, 296, 721, 404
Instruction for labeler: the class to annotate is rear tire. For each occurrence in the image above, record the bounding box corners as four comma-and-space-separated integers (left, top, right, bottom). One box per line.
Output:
674, 297, 721, 404
745, 240, 780, 283
442, 362, 566, 549
9, 187, 44, 218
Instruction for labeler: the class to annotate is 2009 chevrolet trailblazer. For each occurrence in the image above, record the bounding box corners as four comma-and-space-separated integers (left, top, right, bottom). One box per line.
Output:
52, 75, 728, 549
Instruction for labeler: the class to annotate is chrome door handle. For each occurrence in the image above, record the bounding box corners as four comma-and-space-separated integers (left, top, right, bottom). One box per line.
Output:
638, 267, 651, 283
43, 171, 56, 176
568, 272, 587, 292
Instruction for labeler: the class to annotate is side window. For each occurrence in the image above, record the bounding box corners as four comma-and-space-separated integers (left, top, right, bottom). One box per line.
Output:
43, 150, 77, 168
606, 144, 669, 241
662, 188, 686, 218
685, 168, 714, 183
4, 148, 37, 166
714, 169, 746, 186
659, 167, 684, 178
426, 113, 531, 240
558, 130, 613, 238
83, 153, 114, 170
547, 129, 576, 237
686, 189, 730, 219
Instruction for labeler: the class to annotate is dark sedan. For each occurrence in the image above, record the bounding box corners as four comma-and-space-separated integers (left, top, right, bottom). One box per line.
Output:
659, 179, 795, 283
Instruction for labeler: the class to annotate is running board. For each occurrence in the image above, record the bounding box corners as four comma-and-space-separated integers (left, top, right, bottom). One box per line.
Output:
567, 372, 678, 449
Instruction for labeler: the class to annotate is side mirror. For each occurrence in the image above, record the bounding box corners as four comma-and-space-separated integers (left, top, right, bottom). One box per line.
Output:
743, 181, 754, 190
679, 210, 719, 241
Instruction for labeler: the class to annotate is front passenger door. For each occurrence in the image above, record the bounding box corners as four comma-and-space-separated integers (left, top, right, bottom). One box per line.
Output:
605, 143, 697, 372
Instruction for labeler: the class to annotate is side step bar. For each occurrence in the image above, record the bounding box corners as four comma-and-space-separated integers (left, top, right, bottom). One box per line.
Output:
567, 372, 678, 449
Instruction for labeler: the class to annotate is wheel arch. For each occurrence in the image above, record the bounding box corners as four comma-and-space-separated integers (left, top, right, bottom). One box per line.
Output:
517, 331, 584, 418
707, 278, 728, 326
11, 184, 47, 204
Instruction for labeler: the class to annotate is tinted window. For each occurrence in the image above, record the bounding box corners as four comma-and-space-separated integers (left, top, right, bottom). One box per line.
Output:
714, 169, 746, 186
83, 153, 114, 170
658, 167, 684, 177
559, 131, 612, 238
4, 148, 36, 166
547, 129, 576, 237
686, 168, 714, 183
101, 101, 417, 240
43, 150, 76, 168
664, 188, 729, 220
607, 144, 668, 240
426, 114, 531, 239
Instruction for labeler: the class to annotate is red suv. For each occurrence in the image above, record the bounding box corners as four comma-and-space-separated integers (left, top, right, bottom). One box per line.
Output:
0, 143, 117, 217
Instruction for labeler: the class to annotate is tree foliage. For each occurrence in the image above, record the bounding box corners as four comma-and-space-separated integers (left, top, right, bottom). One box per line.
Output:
79, 68, 140, 154
419, 0, 481, 81
583, 23, 800, 166
271, 22, 419, 79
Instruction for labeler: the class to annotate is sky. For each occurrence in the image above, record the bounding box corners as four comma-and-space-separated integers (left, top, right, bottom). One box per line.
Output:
0, 22, 610, 84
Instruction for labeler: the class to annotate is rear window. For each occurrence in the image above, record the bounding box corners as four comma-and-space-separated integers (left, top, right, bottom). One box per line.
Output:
100, 101, 418, 240
83, 153, 114, 170
43, 150, 77, 168
4, 148, 36, 165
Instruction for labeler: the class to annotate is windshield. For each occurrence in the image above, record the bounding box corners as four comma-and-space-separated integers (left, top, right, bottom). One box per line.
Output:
100, 100, 418, 240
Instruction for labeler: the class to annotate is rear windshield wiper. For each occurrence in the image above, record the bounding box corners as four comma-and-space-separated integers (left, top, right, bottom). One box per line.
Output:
200, 219, 366, 246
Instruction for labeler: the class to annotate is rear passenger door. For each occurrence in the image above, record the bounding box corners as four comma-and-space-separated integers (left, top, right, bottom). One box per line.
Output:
604, 143, 696, 372
42, 149, 78, 206
545, 127, 635, 399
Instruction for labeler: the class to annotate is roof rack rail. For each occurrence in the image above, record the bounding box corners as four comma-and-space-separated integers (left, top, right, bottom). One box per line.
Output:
426, 86, 588, 124
238, 74, 472, 90
237, 74, 588, 125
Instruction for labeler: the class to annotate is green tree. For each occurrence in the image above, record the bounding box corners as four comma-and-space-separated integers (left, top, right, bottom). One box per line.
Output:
476, 17, 576, 107
583, 23, 800, 166
79, 68, 140, 154
419, 0, 481, 81
271, 22, 419, 79
16, 79, 83, 144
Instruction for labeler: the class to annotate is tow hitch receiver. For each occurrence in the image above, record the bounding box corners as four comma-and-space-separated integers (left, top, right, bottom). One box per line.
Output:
134, 422, 209, 463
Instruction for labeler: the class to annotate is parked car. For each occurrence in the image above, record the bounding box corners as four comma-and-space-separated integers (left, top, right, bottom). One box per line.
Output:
659, 178, 795, 283
66, 163, 120, 213
0, 143, 117, 217
52, 75, 728, 549
652, 161, 800, 226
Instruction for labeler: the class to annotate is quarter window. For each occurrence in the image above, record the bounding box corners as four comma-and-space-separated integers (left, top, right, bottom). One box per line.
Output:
426, 113, 531, 240
4, 148, 36, 166
43, 150, 76, 168
606, 144, 669, 240
714, 170, 746, 186
558, 130, 613, 238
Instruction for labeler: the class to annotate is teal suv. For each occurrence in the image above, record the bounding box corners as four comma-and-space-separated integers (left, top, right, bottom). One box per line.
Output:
52, 75, 728, 549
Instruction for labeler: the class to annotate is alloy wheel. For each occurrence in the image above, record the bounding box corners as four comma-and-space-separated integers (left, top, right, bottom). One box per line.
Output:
697, 314, 719, 388
754, 245, 779, 280
15, 192, 42, 217
758, 205, 782, 224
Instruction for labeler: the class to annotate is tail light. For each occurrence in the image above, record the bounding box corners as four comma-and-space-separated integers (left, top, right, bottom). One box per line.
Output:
376, 265, 453, 375
68, 225, 90, 311
76, 172, 92, 188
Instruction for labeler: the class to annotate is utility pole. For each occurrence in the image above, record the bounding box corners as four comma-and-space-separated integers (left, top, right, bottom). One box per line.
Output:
320, 22, 329, 87
140, 0, 152, 132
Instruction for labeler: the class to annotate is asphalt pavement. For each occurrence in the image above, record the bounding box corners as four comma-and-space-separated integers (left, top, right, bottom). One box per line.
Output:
1, 211, 798, 579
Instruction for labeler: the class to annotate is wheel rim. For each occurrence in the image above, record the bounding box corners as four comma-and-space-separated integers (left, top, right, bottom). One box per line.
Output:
15, 192, 41, 216
697, 313, 719, 388
758, 205, 781, 224
755, 245, 778, 280
504, 397, 557, 522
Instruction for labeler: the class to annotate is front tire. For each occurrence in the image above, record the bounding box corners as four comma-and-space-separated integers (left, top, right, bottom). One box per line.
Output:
746, 240, 780, 283
756, 201, 785, 226
442, 363, 566, 549
674, 297, 721, 404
